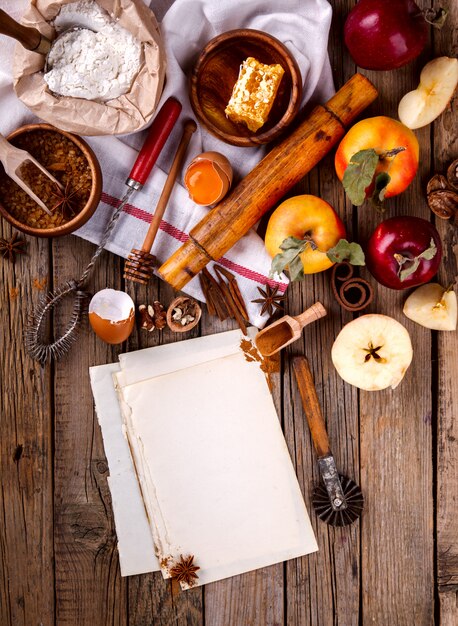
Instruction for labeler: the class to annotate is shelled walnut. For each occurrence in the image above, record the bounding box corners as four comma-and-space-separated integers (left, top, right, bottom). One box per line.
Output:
138, 302, 166, 331
166, 296, 201, 332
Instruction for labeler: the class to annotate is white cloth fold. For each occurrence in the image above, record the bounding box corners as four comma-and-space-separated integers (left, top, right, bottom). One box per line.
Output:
0, 0, 334, 328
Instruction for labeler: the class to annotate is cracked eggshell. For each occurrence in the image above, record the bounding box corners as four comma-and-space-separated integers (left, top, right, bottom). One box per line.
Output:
89, 288, 135, 344
184, 151, 233, 206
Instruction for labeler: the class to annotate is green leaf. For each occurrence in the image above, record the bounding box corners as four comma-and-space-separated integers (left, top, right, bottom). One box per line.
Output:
397, 239, 438, 282
399, 258, 421, 282
269, 236, 310, 281
288, 256, 305, 282
342, 149, 379, 206
418, 238, 437, 261
326, 238, 365, 265
371, 172, 391, 211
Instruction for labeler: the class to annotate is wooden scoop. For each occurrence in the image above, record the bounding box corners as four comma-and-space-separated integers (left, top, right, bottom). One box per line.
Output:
0, 10, 91, 72
0, 9, 51, 55
254, 302, 326, 357
0, 133, 63, 216
124, 119, 197, 284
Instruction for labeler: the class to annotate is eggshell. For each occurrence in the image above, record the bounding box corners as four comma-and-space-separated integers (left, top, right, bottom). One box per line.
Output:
184, 151, 233, 206
89, 288, 135, 344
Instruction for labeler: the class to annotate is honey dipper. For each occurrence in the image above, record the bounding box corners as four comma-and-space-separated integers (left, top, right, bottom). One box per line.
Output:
124, 120, 197, 284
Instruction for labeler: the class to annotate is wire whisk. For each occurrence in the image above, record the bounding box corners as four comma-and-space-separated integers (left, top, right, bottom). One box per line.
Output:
24, 97, 182, 364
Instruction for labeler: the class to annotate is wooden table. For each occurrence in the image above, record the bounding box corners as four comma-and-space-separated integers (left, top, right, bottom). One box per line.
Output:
1, 1, 457, 624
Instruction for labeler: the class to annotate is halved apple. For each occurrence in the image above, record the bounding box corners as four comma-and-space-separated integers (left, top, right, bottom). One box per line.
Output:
331, 314, 413, 391
398, 57, 458, 130
403, 283, 457, 331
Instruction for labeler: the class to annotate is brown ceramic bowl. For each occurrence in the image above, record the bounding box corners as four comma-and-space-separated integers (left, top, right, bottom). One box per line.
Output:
190, 29, 302, 147
0, 123, 102, 238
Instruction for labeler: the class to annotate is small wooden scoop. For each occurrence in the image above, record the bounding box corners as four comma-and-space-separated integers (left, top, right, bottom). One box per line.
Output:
124, 119, 197, 284
0, 9, 51, 55
0, 133, 63, 216
255, 302, 326, 357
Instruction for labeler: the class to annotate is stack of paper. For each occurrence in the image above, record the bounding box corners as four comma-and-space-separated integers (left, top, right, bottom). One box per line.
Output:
90, 329, 317, 588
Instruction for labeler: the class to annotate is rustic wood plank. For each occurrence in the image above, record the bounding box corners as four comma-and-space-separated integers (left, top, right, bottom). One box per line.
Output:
283, 1, 361, 624
52, 237, 128, 625
0, 222, 55, 626
356, 0, 434, 621
433, 0, 458, 621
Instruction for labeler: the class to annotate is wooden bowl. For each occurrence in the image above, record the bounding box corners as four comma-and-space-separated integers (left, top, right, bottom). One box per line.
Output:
0, 123, 102, 238
190, 29, 302, 147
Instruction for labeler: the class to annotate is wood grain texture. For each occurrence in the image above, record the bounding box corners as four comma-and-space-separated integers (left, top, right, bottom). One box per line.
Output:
356, 0, 435, 620
433, 1, 458, 623
0, 0, 456, 624
52, 236, 127, 626
0, 222, 54, 626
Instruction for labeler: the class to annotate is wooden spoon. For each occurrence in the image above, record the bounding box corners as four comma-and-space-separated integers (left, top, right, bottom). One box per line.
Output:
0, 133, 63, 216
254, 302, 326, 357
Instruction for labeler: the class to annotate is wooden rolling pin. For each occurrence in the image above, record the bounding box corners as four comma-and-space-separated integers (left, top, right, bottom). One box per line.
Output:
158, 74, 378, 290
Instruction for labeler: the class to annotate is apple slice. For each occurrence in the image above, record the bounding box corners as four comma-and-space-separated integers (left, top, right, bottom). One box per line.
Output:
403, 283, 457, 331
398, 57, 458, 129
331, 314, 413, 391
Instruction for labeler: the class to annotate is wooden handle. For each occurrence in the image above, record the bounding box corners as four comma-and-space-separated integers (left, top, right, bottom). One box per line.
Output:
293, 356, 331, 458
0, 9, 49, 53
295, 302, 327, 329
158, 74, 378, 289
142, 120, 197, 253
128, 97, 182, 187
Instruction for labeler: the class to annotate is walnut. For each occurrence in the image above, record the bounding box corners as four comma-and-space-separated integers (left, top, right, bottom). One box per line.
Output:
427, 190, 458, 219
426, 162, 458, 222
426, 174, 448, 195
447, 158, 458, 191
138, 302, 166, 331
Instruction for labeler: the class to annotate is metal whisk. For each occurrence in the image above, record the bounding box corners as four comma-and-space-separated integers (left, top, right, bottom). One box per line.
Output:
25, 97, 182, 364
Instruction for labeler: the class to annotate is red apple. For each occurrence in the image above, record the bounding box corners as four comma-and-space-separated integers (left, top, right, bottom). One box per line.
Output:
265, 195, 346, 279
366, 216, 442, 290
344, 0, 428, 71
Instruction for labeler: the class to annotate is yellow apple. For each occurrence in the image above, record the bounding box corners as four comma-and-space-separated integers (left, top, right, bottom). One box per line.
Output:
265, 195, 346, 275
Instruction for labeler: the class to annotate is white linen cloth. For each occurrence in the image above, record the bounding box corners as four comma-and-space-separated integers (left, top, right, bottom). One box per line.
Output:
0, 0, 334, 328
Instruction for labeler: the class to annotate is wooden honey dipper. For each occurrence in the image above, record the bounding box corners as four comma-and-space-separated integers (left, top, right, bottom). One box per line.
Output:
124, 119, 197, 284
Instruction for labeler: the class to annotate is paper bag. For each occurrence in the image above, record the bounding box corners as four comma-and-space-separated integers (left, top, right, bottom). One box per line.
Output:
13, 0, 166, 135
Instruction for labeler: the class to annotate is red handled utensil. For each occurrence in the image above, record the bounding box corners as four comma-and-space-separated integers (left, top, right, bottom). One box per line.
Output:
124, 118, 197, 284
25, 97, 182, 364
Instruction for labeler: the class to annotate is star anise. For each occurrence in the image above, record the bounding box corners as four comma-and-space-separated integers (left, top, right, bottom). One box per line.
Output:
169, 555, 200, 587
0, 232, 27, 263
50, 180, 81, 218
252, 284, 286, 317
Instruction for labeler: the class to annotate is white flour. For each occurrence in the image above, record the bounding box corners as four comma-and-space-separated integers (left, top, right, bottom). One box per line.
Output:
44, 0, 142, 102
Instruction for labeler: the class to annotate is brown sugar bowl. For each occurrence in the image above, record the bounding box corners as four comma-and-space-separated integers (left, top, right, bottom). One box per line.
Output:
0, 123, 102, 238
190, 29, 302, 147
